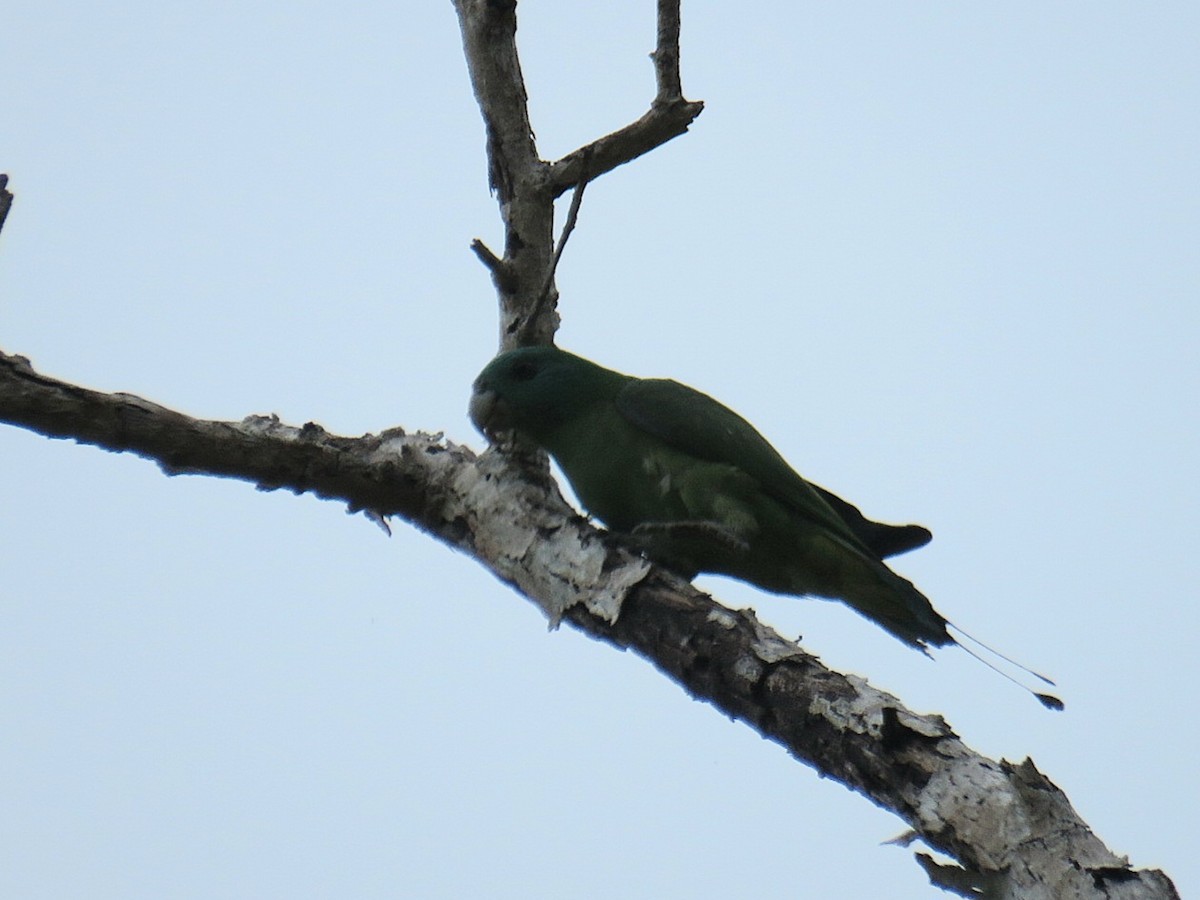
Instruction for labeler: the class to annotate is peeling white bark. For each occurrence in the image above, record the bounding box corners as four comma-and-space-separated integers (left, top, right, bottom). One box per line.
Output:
449, 450, 652, 625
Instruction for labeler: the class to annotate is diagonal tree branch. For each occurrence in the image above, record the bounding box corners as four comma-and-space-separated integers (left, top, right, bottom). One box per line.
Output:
0, 348, 1178, 898
544, 98, 704, 199
0, 3, 1180, 896
0, 348, 642, 622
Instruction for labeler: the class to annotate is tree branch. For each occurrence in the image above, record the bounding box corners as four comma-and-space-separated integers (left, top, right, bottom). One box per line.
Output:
453, 0, 703, 347
545, 98, 704, 198
546, 0, 703, 196
652, 0, 685, 101
0, 174, 13, 238
522, 149, 591, 346
447, 3, 1179, 896
0, 348, 1178, 898
454, 0, 557, 348
0, 348, 644, 622
0, 2, 1179, 895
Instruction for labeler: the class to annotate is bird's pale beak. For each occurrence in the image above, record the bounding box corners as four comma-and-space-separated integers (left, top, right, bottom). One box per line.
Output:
468, 384, 511, 443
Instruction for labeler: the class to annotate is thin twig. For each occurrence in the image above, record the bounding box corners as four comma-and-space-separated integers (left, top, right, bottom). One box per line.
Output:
551, 171, 589, 283
470, 238, 504, 272
545, 0, 702, 197
469, 238, 518, 294
0, 174, 13, 239
520, 154, 592, 346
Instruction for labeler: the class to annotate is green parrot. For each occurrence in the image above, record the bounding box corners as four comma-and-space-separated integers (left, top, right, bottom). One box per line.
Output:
469, 345, 1060, 707
469, 345, 946, 648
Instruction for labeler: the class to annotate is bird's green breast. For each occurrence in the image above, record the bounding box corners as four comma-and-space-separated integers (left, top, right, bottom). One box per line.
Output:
543, 401, 752, 536
545, 403, 675, 530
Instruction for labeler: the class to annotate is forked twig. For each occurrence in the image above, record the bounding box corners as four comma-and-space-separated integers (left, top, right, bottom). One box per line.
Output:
455, 0, 703, 348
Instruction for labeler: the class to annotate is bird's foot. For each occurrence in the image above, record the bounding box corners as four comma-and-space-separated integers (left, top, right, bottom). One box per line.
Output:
631, 520, 751, 555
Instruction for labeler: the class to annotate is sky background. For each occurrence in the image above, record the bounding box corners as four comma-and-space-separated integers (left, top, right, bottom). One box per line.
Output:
2, 3, 1197, 898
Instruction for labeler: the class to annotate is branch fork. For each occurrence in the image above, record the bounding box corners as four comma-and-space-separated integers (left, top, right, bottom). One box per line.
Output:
454, 0, 703, 348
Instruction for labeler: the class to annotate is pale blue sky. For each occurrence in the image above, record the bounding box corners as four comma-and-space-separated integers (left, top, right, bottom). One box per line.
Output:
3, 4, 1197, 898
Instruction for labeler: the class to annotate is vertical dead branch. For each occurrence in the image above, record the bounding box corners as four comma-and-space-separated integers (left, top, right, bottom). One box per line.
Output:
652, 0, 685, 102
453, 0, 557, 347
453, 0, 703, 350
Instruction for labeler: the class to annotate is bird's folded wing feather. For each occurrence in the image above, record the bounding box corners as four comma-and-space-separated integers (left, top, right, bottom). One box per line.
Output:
614, 378, 873, 554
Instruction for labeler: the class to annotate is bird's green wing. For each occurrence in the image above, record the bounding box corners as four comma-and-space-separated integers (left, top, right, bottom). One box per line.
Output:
808, 485, 931, 558
615, 378, 874, 554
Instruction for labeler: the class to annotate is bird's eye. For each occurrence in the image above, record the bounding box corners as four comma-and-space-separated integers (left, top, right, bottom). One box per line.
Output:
511, 360, 538, 381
